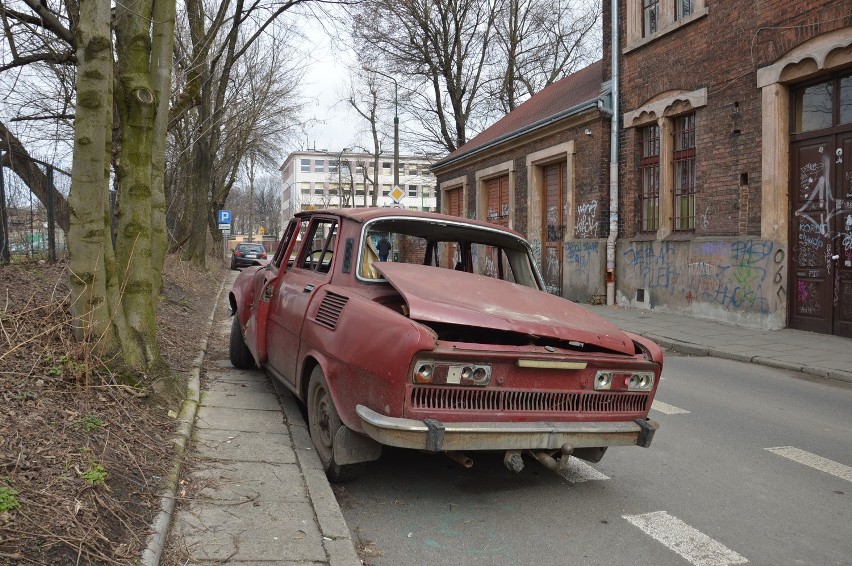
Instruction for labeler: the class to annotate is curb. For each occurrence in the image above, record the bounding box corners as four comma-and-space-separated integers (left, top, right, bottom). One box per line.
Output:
277, 391, 362, 565
640, 334, 852, 385
141, 273, 228, 566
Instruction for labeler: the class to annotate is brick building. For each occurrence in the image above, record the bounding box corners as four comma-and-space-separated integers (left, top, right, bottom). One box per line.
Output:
431, 61, 615, 302
611, 1, 851, 335
433, 1, 852, 336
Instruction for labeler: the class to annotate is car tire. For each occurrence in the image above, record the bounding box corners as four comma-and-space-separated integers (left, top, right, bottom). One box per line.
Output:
230, 258, 237, 270
307, 366, 365, 483
229, 315, 255, 369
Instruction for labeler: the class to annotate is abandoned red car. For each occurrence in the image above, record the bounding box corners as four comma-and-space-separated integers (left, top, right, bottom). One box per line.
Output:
229, 208, 662, 481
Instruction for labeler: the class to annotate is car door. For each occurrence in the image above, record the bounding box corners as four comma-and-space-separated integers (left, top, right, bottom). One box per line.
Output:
244, 218, 301, 364
266, 216, 339, 386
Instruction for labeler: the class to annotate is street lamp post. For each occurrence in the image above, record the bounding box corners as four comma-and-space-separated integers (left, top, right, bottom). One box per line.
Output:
337, 147, 350, 207
363, 67, 399, 191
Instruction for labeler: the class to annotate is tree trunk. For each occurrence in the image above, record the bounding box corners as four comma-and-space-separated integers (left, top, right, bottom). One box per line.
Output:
113, 0, 166, 373
149, 0, 178, 295
67, 0, 120, 355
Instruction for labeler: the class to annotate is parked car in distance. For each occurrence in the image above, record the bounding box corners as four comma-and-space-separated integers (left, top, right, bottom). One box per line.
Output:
230, 242, 267, 270
228, 209, 663, 482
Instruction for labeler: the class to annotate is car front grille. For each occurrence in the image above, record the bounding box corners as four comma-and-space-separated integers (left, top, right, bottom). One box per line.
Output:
410, 386, 648, 414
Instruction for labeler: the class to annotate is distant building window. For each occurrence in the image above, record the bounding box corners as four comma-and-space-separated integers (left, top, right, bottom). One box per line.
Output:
356, 163, 364, 174
676, 0, 693, 20
329, 160, 338, 174
639, 124, 660, 233
422, 186, 432, 197
382, 162, 392, 171
382, 184, 391, 196
300, 182, 311, 195
643, 0, 658, 37
356, 184, 366, 196
408, 164, 418, 175
315, 159, 325, 173
408, 185, 418, 197
628, 0, 706, 47
300, 159, 311, 172
314, 183, 325, 195
673, 113, 696, 231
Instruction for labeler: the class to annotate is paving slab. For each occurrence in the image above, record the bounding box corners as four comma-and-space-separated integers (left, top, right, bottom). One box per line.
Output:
195, 405, 288, 434
174, 501, 326, 563
193, 428, 297, 464
188, 460, 308, 502
201, 386, 282, 411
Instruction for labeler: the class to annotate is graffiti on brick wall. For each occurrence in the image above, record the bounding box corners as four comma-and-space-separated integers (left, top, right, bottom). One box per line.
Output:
564, 241, 600, 290
575, 201, 599, 238
621, 240, 786, 314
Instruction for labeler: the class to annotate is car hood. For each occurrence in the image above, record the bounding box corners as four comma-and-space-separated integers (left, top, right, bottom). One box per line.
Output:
374, 263, 634, 355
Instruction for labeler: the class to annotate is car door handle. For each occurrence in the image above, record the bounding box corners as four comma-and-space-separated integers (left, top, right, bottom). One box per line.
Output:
832, 255, 840, 260
303, 284, 315, 293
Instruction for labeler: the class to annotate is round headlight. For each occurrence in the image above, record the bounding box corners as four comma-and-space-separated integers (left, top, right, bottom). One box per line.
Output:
595, 372, 612, 389
417, 364, 433, 380
472, 367, 487, 381
461, 367, 472, 380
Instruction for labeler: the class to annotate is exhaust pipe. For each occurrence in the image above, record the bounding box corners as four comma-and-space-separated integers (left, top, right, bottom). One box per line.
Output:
529, 443, 574, 474
504, 450, 524, 473
445, 451, 474, 468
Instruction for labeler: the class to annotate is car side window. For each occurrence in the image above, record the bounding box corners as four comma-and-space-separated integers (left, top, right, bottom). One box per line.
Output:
298, 218, 338, 274
271, 219, 300, 268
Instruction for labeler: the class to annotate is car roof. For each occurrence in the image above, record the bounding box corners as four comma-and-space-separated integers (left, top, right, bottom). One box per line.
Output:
295, 207, 525, 238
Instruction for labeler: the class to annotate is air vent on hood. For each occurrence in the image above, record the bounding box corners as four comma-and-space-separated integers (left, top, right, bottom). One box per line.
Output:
315, 292, 349, 330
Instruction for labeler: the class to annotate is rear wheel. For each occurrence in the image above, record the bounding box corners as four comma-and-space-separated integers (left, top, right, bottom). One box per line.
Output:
307, 366, 364, 483
229, 315, 255, 369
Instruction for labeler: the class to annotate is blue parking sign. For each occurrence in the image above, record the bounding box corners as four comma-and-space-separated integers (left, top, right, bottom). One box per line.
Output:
218, 210, 231, 224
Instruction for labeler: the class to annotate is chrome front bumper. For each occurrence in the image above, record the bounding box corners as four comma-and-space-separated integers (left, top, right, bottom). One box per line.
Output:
356, 405, 658, 452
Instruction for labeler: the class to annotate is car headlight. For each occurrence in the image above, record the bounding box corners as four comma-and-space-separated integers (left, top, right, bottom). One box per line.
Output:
412, 361, 491, 386
594, 370, 654, 392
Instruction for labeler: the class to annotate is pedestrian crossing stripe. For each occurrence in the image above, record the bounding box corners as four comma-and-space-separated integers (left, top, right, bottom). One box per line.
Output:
652, 400, 690, 414
623, 511, 748, 566
765, 446, 852, 483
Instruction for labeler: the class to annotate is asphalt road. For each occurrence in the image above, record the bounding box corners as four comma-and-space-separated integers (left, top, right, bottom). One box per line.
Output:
334, 354, 852, 566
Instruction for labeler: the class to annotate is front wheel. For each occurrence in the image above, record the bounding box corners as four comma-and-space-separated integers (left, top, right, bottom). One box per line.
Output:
307, 367, 364, 483
228, 315, 255, 369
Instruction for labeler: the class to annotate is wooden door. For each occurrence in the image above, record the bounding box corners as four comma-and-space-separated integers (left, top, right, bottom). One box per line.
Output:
834, 132, 852, 337
789, 133, 852, 337
542, 163, 565, 295
790, 138, 833, 333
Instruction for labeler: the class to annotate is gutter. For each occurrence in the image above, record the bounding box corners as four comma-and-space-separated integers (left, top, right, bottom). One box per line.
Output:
606, 0, 620, 306
431, 96, 609, 173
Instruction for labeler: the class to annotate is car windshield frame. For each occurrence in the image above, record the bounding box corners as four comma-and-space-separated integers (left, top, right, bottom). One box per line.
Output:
355, 215, 545, 289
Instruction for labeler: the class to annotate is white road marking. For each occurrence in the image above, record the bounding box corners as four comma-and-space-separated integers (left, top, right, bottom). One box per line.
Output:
652, 400, 690, 414
623, 511, 748, 566
765, 446, 852, 483
558, 459, 609, 482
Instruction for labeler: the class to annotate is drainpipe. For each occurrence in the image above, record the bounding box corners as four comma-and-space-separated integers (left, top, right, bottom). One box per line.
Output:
606, 0, 620, 306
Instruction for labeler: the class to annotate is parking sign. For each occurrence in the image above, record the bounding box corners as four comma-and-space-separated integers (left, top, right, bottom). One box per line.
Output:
218, 210, 232, 224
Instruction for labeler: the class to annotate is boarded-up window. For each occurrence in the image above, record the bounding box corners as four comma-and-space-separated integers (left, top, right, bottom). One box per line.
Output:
485, 175, 510, 227
445, 187, 462, 217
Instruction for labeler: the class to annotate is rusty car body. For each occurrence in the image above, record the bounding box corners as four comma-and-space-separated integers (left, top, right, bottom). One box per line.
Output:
229, 208, 663, 481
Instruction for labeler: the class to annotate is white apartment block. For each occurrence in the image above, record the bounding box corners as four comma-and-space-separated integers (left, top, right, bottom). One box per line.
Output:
279, 150, 438, 225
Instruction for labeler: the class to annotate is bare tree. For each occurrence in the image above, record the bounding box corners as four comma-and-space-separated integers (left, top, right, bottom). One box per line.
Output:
350, 0, 500, 153
168, 0, 308, 267
491, 0, 600, 113
348, 71, 384, 206
348, 0, 601, 152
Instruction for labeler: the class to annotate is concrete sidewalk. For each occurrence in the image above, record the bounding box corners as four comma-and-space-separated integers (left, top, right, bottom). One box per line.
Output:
585, 304, 852, 384
148, 273, 360, 566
